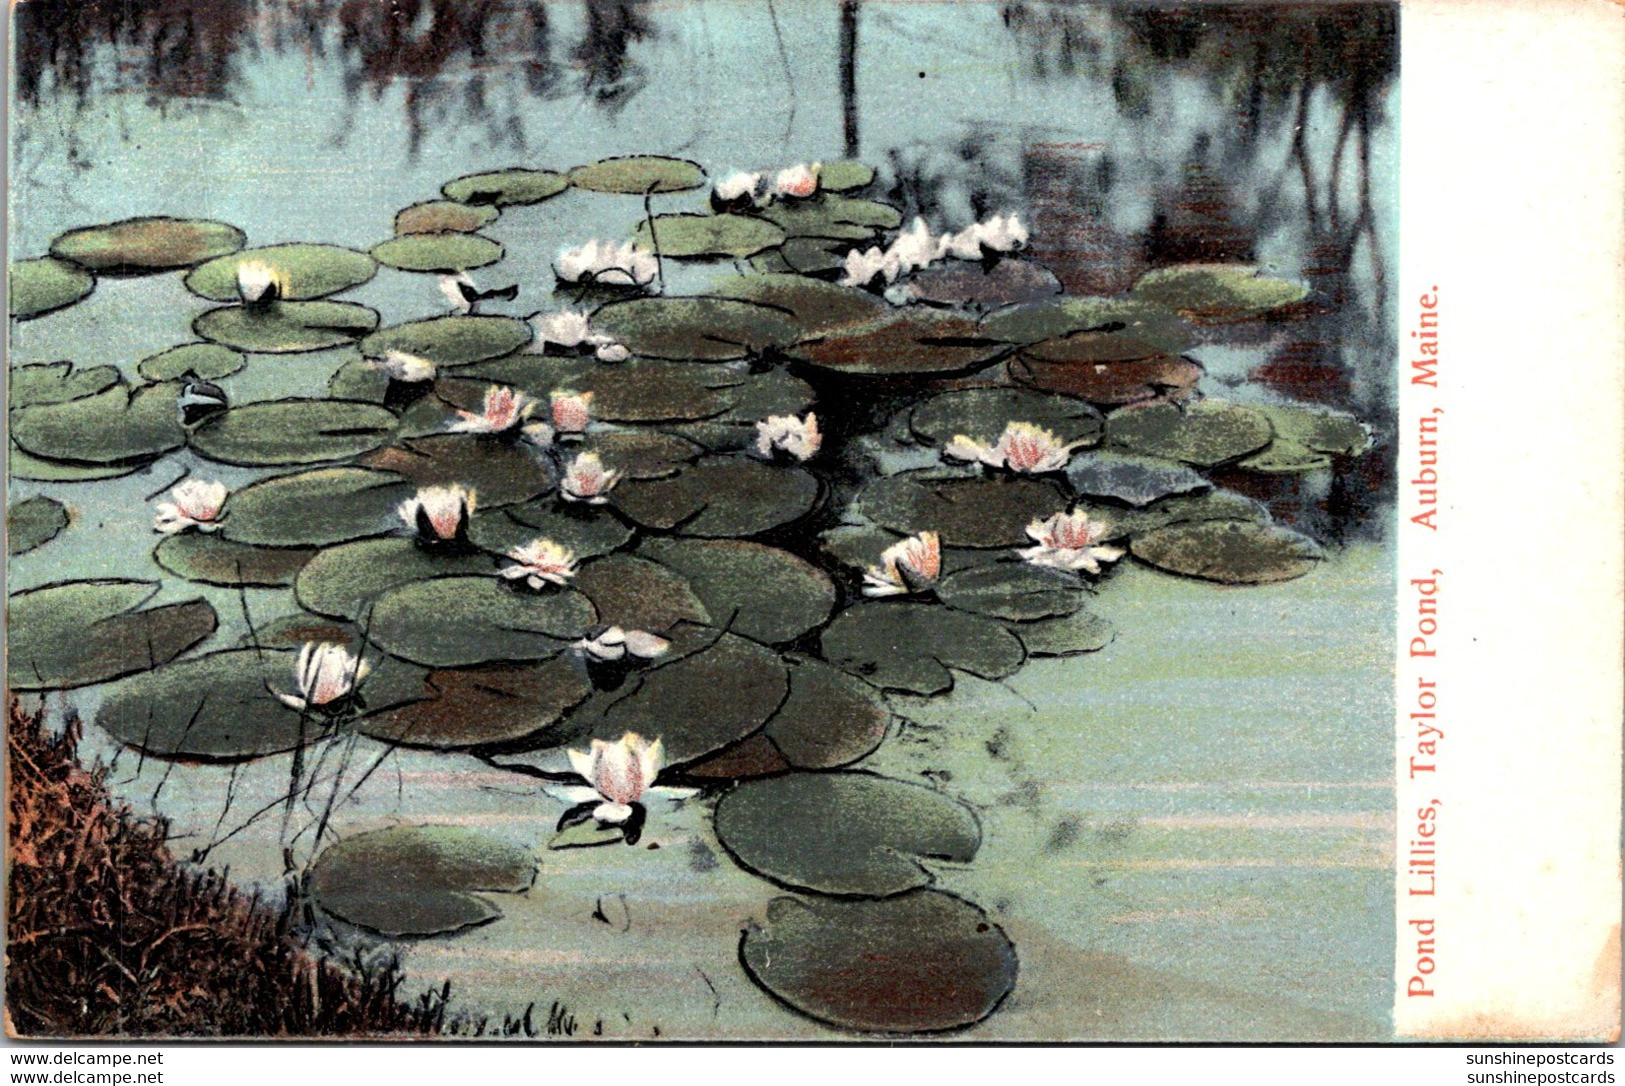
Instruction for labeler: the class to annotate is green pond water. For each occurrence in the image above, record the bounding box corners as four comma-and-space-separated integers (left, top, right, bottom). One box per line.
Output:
7, 0, 1399, 1040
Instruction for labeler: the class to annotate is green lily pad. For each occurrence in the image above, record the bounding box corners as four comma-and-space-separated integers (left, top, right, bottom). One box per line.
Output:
308, 824, 536, 938
188, 399, 398, 467
184, 244, 376, 302
572, 554, 711, 632
9, 361, 122, 408
549, 821, 625, 849
1105, 400, 1274, 468
907, 387, 1103, 450
1009, 353, 1204, 406
358, 434, 553, 507
1230, 439, 1333, 474
369, 576, 594, 668
567, 155, 706, 195
762, 656, 890, 769
1131, 519, 1325, 584
819, 602, 1025, 695
11, 383, 184, 465
1064, 451, 1211, 507
816, 160, 875, 193
716, 367, 817, 425
590, 297, 800, 362
7, 496, 69, 556
715, 771, 980, 897
708, 273, 889, 338
1255, 404, 1373, 456
358, 656, 592, 750
1130, 263, 1310, 322
906, 258, 1062, 311
758, 195, 902, 240
788, 310, 1006, 378
395, 200, 501, 235
466, 500, 634, 562
1010, 607, 1115, 657
370, 233, 504, 273
980, 296, 1193, 352
1087, 489, 1269, 539
767, 236, 849, 276
153, 533, 315, 587
442, 168, 569, 206
7, 579, 217, 691
637, 538, 835, 646
136, 343, 245, 382
741, 890, 1018, 1034
294, 537, 497, 621
326, 354, 393, 403
193, 301, 380, 353
49, 216, 245, 273
10, 257, 94, 319
236, 613, 360, 651
360, 315, 531, 368
218, 467, 415, 548
936, 562, 1085, 621
614, 455, 821, 538
856, 470, 1068, 548
580, 430, 703, 480
454, 355, 736, 424
9, 443, 143, 482
633, 214, 786, 259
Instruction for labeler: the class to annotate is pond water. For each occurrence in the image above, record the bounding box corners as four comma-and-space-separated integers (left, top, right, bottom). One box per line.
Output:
8, 0, 1399, 1040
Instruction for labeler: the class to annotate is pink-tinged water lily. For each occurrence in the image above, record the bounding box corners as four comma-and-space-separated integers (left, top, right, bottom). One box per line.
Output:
943, 421, 1078, 474
862, 530, 942, 597
449, 385, 535, 434
365, 349, 437, 383
559, 452, 621, 504
501, 538, 579, 589
236, 260, 287, 304
554, 239, 659, 288
275, 642, 370, 714
773, 162, 821, 199
1019, 510, 1125, 575
557, 733, 696, 827
397, 484, 475, 542
153, 479, 229, 534
573, 626, 672, 663
550, 390, 594, 436
755, 412, 821, 461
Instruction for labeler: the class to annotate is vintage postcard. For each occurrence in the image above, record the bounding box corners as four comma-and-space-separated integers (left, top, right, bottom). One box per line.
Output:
4, 0, 1619, 1045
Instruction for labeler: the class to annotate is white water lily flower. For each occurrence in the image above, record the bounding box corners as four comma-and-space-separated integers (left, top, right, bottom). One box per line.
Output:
559, 452, 621, 504
522, 421, 556, 447
839, 245, 898, 289
397, 484, 475, 541
153, 479, 229, 534
714, 170, 762, 203
595, 341, 631, 364
556, 733, 696, 825
365, 349, 437, 383
275, 642, 370, 714
1019, 510, 1125, 575
888, 217, 946, 274
862, 530, 942, 597
943, 212, 1029, 261
529, 309, 594, 350
554, 239, 658, 288
573, 626, 672, 663
550, 390, 594, 436
943, 421, 1077, 474
440, 271, 477, 314
755, 412, 821, 461
773, 162, 821, 199
236, 259, 287, 304
449, 385, 535, 434
501, 538, 579, 589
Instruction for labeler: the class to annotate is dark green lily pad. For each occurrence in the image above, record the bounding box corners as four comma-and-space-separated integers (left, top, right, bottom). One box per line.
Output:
1256, 404, 1372, 456
360, 315, 531, 368
10, 257, 94, 319
469, 499, 635, 561
9, 443, 142, 482
816, 160, 875, 193
1010, 607, 1115, 657
637, 538, 835, 645
218, 467, 415, 548
614, 455, 821, 538
153, 533, 315, 587
1009, 353, 1204, 406
820, 602, 1025, 695
7, 579, 217, 691
49, 216, 245, 273
370, 233, 504, 273
395, 200, 501, 234
9, 361, 121, 408
358, 656, 592, 750
716, 368, 817, 426
7, 496, 68, 556
184, 244, 377, 302
906, 258, 1062, 311
572, 554, 710, 632
1231, 439, 1333, 474
856, 470, 1068, 549
907, 387, 1103, 450
443, 168, 569, 206
708, 273, 889, 338
580, 430, 702, 480
326, 354, 392, 403
763, 655, 892, 768
980, 296, 1193, 352
1131, 519, 1324, 584
357, 434, 552, 508
454, 355, 735, 424
294, 537, 497, 620
137, 342, 245, 382
769, 236, 849, 276
1087, 488, 1269, 539
633, 214, 786, 259
11, 383, 184, 465
758, 195, 902, 240
188, 399, 398, 467
237, 613, 359, 651
308, 824, 536, 938
741, 890, 1018, 1034
369, 576, 594, 668
1130, 263, 1310, 322
1065, 451, 1211, 507
1105, 400, 1274, 468
567, 155, 706, 195
193, 301, 380, 353
590, 297, 800, 362
788, 310, 1006, 378
716, 771, 980, 897
937, 563, 1085, 621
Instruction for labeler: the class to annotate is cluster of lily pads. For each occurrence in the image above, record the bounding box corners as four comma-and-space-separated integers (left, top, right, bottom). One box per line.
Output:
7, 152, 1372, 1036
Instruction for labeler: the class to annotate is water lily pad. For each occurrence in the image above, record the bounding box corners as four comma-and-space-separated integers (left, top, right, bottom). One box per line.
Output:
907, 387, 1102, 450
11, 383, 185, 464
590, 297, 799, 362
1105, 400, 1274, 467
816, 160, 875, 193
7, 580, 217, 691
456, 356, 734, 424
549, 822, 625, 849
758, 195, 902, 240
1064, 450, 1211, 507
1230, 439, 1333, 474
358, 656, 592, 750
1256, 404, 1373, 456
10, 257, 94, 319
820, 602, 1025, 695
1087, 489, 1269, 539
9, 361, 121, 408
308, 824, 536, 938
237, 614, 359, 651
856, 470, 1068, 548
467, 500, 634, 561
442, 168, 569, 206
633, 214, 786, 259
637, 538, 835, 646
49, 216, 245, 273
1010, 607, 1115, 657
716, 771, 979, 897
370, 233, 504, 273
294, 537, 497, 620
980, 296, 1192, 352
189, 399, 398, 466
369, 576, 594, 668
136, 342, 245, 382
395, 200, 501, 234
1130, 263, 1310, 322
580, 430, 702, 480
9, 443, 142, 482
7, 496, 68, 555
937, 562, 1085, 621
358, 434, 552, 507
769, 237, 849, 276
360, 315, 531, 368
193, 301, 380, 353
614, 455, 821, 538
708, 273, 888, 338
1131, 519, 1324, 584
906, 258, 1062, 311
716, 368, 817, 425
153, 533, 314, 587
218, 467, 414, 548
788, 310, 1006, 378
326, 354, 393, 403
1009, 353, 1204, 406
762, 656, 890, 769
183, 244, 376, 303
567, 155, 705, 195
740, 890, 1017, 1034
572, 554, 710, 632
